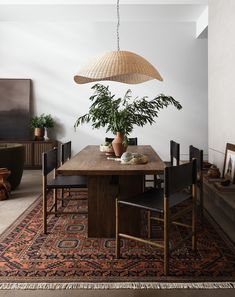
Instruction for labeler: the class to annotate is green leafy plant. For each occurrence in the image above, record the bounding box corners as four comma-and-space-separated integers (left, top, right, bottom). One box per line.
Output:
75, 84, 182, 142
30, 114, 54, 128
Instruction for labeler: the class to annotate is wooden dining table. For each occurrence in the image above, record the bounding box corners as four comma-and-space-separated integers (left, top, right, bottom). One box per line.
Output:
57, 145, 164, 238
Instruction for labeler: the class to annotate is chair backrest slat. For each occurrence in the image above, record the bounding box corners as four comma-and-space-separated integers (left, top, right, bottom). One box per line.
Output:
127, 137, 138, 145
42, 148, 58, 176
170, 140, 180, 166
189, 145, 203, 172
105, 137, 114, 143
164, 159, 197, 197
105, 137, 138, 145
61, 141, 72, 164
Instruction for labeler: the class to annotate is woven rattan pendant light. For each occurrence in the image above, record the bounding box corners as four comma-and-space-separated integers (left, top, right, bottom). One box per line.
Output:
74, 0, 163, 85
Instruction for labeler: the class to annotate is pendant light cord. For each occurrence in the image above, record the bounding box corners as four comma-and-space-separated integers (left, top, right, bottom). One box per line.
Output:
117, 0, 120, 51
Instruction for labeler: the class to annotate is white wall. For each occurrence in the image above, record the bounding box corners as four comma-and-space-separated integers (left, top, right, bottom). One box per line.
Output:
208, 0, 235, 170
0, 17, 207, 160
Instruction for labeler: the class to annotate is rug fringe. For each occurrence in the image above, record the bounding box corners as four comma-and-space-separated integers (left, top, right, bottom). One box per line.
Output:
0, 282, 235, 290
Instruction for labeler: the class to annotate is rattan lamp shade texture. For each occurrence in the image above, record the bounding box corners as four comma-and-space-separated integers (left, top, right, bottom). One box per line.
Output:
74, 50, 163, 84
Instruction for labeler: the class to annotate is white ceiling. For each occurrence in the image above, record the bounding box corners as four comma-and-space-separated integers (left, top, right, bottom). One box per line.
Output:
0, 0, 208, 4
0, 0, 208, 22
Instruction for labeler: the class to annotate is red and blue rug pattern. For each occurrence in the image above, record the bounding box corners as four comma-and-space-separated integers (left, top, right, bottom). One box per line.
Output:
0, 191, 235, 283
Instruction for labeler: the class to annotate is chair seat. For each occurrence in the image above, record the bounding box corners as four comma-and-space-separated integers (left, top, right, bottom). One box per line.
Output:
47, 175, 87, 189
119, 188, 192, 213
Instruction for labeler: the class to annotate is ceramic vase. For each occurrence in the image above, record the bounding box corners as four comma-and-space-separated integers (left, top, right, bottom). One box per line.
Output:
44, 128, 49, 141
112, 132, 127, 157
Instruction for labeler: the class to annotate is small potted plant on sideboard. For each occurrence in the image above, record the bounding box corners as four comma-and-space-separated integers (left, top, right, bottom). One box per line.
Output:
30, 113, 54, 141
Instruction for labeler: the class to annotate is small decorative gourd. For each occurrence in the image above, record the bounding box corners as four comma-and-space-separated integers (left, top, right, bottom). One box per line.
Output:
207, 165, 220, 178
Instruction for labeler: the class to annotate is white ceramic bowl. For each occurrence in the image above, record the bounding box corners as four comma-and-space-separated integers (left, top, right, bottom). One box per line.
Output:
100, 145, 114, 155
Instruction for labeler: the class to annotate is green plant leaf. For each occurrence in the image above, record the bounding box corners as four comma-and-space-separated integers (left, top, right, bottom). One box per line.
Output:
74, 83, 182, 137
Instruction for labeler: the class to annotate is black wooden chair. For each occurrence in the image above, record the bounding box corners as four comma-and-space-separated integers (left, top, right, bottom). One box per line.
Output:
105, 137, 138, 146
61, 140, 72, 164
116, 159, 197, 276
189, 145, 204, 224
60, 141, 88, 207
145, 140, 180, 189
42, 147, 87, 234
165, 140, 180, 166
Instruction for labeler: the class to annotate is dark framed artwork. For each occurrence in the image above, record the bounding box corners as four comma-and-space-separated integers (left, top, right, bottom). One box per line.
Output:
222, 143, 235, 184
0, 79, 31, 140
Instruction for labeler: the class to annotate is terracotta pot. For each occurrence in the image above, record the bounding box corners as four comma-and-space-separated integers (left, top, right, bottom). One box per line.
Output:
112, 132, 127, 157
34, 127, 45, 141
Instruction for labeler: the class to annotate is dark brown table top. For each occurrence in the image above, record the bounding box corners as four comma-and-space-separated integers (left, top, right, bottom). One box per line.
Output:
57, 145, 165, 176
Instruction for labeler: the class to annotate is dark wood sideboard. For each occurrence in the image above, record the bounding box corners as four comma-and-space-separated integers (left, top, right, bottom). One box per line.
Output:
0, 140, 57, 169
203, 178, 235, 244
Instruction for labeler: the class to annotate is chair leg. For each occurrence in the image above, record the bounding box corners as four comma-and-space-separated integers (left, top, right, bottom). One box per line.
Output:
61, 188, 65, 207
43, 196, 47, 233
42, 179, 47, 234
115, 198, 120, 258
199, 182, 204, 226
147, 210, 151, 239
154, 174, 157, 189
61, 188, 71, 207
154, 174, 162, 189
192, 184, 197, 251
164, 197, 169, 276
54, 189, 58, 217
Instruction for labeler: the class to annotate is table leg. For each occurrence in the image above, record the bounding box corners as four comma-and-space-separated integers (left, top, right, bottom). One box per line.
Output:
88, 175, 144, 238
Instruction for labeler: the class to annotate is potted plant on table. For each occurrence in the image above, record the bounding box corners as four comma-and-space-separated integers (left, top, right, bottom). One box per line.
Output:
75, 84, 182, 157
30, 113, 54, 141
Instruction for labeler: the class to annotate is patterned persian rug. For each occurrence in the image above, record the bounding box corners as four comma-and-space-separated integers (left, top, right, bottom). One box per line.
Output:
0, 191, 235, 290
